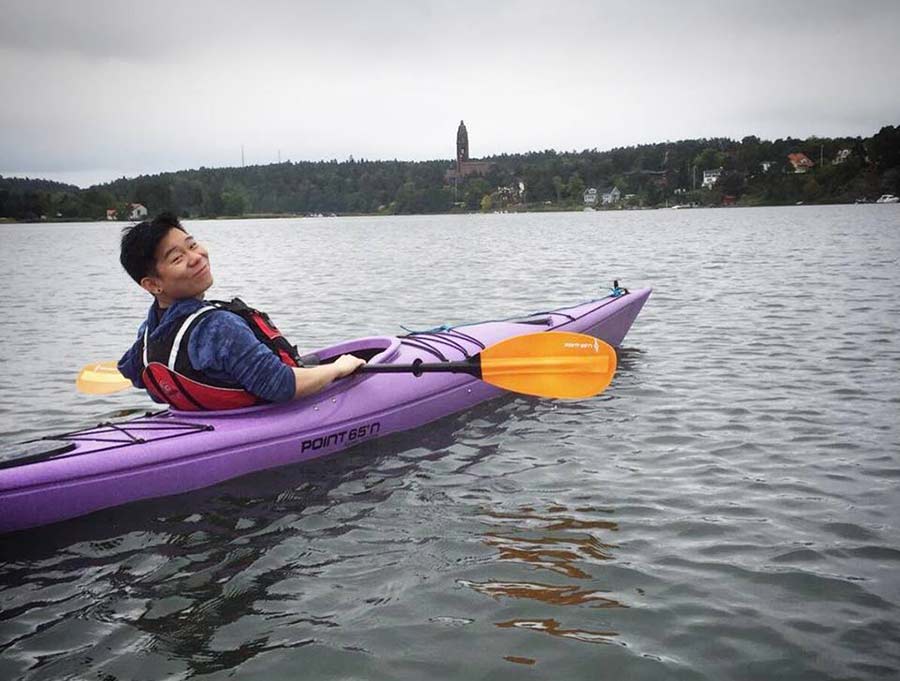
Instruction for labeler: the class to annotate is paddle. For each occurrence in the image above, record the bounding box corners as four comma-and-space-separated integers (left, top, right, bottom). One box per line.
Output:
357, 331, 616, 398
76, 361, 134, 394
76, 332, 616, 399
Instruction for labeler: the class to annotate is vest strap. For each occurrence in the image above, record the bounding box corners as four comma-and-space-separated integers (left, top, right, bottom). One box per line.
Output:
168, 306, 217, 369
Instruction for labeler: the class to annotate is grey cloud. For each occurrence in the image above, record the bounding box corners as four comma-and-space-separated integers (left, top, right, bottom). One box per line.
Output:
2, 0, 899, 186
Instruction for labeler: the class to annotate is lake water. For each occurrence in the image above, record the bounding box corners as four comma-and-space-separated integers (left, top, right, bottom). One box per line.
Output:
1, 206, 899, 680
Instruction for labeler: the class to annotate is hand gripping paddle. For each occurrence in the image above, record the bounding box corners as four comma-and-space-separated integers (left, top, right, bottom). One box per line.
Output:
76, 332, 617, 400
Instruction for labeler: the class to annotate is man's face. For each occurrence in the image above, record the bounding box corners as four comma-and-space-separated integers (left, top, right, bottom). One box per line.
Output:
142, 228, 213, 303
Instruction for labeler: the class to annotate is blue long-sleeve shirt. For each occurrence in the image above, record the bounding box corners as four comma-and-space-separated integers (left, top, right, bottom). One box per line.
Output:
118, 298, 296, 404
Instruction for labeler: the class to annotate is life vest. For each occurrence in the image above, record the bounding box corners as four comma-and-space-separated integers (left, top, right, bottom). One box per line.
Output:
139, 298, 300, 411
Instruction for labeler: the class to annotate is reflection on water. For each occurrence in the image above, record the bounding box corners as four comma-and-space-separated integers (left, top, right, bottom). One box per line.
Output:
480, 506, 619, 531
465, 504, 625, 656
477, 505, 618, 578
458, 580, 622, 608
496, 618, 620, 645
503, 655, 536, 665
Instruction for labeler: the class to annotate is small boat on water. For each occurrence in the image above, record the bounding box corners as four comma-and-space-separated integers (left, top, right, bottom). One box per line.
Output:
875, 194, 899, 203
0, 288, 651, 533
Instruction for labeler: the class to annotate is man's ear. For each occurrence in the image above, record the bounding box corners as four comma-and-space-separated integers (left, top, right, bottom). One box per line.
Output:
139, 276, 162, 296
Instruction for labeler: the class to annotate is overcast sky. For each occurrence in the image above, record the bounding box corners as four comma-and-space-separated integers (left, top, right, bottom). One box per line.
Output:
2, 0, 899, 188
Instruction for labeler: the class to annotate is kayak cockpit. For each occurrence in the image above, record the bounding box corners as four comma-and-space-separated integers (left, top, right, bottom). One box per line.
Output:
166, 336, 402, 418
302, 335, 401, 366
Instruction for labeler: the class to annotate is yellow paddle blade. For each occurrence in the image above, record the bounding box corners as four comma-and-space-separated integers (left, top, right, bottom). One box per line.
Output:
480, 332, 617, 399
76, 361, 133, 394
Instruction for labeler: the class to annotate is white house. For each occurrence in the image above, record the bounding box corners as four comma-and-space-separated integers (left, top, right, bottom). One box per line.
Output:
760, 161, 774, 173
601, 186, 621, 205
702, 168, 722, 189
128, 203, 148, 220
833, 148, 852, 165
583, 188, 598, 206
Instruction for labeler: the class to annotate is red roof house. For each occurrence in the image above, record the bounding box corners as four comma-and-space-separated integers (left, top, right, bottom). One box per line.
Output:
787, 153, 815, 173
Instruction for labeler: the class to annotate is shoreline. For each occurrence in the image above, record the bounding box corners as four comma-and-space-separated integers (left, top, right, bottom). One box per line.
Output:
4, 199, 893, 224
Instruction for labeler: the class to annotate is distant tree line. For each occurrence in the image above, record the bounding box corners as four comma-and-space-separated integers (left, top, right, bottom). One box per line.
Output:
2, 125, 899, 221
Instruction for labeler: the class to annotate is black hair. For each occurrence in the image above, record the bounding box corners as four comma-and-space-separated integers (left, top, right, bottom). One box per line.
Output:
119, 212, 186, 284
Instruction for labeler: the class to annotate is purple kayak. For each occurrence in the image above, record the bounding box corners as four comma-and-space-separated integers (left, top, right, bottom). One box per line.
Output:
0, 288, 650, 533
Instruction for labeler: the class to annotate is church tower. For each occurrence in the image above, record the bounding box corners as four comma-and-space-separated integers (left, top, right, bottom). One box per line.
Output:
456, 120, 469, 173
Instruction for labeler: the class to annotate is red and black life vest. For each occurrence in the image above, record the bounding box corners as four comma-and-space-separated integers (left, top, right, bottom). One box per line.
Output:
139, 298, 300, 411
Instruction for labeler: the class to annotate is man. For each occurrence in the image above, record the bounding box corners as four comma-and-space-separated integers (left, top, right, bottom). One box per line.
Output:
117, 212, 364, 410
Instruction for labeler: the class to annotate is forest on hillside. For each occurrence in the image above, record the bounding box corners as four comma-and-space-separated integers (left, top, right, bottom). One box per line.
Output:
2, 125, 899, 221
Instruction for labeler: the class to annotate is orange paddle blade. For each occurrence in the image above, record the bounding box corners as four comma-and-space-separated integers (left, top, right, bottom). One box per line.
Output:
76, 361, 133, 395
479, 332, 617, 399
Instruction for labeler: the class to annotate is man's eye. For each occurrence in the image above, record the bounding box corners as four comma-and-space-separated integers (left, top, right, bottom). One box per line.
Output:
172, 256, 183, 264
189, 242, 198, 249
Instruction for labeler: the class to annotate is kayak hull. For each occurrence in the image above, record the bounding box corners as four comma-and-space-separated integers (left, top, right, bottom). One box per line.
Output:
0, 289, 650, 533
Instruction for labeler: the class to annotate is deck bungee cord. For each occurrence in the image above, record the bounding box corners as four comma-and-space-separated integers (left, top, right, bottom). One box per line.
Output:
398, 283, 632, 359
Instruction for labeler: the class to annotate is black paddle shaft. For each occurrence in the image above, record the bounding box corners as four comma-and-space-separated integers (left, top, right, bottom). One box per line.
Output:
357, 357, 483, 379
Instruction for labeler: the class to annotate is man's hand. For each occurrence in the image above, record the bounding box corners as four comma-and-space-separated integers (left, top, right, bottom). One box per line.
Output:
292, 354, 366, 399
332, 354, 367, 377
